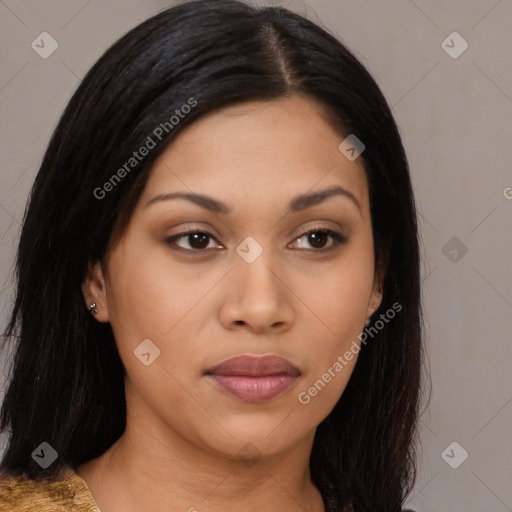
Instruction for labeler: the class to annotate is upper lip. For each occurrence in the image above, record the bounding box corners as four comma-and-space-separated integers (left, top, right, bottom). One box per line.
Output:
206, 355, 301, 377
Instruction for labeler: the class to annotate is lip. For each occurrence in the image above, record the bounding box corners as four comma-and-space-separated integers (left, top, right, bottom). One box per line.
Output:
206, 354, 301, 377
205, 355, 301, 403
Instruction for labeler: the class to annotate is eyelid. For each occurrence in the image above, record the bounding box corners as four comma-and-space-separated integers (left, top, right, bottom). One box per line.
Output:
165, 229, 222, 254
289, 226, 347, 252
164, 224, 348, 253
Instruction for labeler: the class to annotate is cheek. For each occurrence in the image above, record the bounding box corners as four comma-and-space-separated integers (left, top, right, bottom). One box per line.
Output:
301, 251, 374, 340
296, 357, 357, 413
105, 246, 216, 385
105, 245, 196, 339
295, 298, 362, 420
293, 245, 374, 410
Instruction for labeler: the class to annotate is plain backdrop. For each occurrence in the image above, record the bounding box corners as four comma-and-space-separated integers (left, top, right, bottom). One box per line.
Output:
1, 1, 511, 511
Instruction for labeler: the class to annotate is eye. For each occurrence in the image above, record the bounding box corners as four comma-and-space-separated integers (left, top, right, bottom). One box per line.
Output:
290, 228, 347, 252
165, 230, 221, 252
165, 227, 348, 254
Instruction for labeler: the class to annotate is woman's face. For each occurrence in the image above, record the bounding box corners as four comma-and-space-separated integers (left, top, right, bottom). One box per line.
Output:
83, 94, 383, 462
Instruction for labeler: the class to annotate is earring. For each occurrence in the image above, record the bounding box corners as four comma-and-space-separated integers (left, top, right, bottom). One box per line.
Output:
364, 319, 370, 327
88, 303, 99, 315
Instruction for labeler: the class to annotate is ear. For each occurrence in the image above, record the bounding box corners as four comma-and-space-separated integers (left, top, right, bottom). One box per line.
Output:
81, 261, 110, 323
365, 250, 389, 322
366, 279, 383, 321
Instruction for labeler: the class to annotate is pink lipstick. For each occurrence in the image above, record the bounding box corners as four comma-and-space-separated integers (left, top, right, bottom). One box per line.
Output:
206, 355, 300, 403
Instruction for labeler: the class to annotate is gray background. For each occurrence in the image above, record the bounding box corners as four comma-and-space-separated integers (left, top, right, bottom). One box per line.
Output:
1, 1, 511, 510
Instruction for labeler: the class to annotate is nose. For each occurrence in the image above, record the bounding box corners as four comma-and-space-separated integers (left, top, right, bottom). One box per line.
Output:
218, 247, 295, 335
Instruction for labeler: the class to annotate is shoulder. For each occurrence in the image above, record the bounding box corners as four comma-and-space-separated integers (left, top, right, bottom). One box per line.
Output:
0, 466, 100, 511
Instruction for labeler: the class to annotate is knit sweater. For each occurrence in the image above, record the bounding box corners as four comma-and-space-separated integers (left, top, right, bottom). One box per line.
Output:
0, 466, 101, 511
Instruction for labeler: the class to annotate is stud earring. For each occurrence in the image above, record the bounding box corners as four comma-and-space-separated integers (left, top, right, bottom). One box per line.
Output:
88, 303, 99, 315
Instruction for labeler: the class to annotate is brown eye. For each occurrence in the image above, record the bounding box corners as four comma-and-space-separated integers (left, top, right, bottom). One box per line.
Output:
165, 228, 347, 254
291, 229, 347, 252
165, 230, 219, 251
307, 231, 329, 249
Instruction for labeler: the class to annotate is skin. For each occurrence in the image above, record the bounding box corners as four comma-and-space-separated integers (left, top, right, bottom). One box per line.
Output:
78, 93, 384, 512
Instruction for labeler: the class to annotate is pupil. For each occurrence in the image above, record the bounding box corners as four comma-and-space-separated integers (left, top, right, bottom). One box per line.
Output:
187, 232, 329, 250
191, 233, 209, 249
309, 231, 327, 248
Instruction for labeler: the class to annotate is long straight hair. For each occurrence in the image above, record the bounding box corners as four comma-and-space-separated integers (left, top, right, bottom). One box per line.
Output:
0, 1, 426, 510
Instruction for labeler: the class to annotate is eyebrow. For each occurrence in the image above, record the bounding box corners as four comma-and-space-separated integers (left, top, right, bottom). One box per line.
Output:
144, 185, 362, 215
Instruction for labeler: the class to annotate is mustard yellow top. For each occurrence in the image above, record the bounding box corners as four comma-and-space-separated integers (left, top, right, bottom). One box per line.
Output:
0, 466, 418, 511
0, 466, 101, 511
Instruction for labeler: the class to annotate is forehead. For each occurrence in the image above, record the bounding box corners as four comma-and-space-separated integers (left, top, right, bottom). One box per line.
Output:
141, 95, 369, 212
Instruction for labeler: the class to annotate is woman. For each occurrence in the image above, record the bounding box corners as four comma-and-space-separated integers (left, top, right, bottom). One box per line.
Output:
0, 0, 426, 510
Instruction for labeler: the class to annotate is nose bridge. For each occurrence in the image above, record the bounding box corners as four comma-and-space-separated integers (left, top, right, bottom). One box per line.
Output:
222, 234, 294, 331
234, 234, 282, 300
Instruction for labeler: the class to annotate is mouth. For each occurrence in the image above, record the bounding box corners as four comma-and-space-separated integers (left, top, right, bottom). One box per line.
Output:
205, 354, 301, 403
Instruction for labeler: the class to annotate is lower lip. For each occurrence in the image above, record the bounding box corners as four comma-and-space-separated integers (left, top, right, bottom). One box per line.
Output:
207, 374, 299, 403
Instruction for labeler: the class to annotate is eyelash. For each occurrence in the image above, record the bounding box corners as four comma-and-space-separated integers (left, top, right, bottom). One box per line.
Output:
165, 227, 347, 254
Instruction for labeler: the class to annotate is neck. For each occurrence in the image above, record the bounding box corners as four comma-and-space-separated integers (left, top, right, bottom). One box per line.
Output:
77, 402, 325, 512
